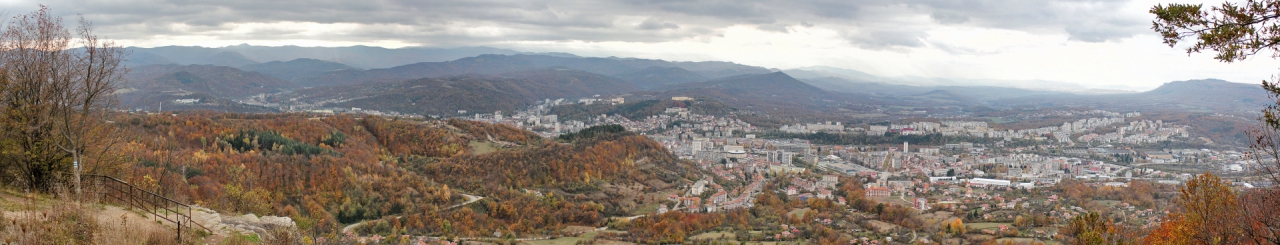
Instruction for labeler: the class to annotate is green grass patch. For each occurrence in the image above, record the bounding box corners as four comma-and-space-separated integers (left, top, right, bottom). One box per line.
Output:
633, 203, 660, 216
690, 231, 735, 240
522, 231, 599, 245
967, 222, 1011, 230
786, 208, 811, 218
470, 141, 498, 155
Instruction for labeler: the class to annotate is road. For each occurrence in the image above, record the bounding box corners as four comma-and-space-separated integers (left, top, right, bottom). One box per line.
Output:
342, 193, 485, 234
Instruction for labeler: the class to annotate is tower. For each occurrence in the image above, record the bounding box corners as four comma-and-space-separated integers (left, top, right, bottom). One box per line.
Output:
903, 141, 909, 153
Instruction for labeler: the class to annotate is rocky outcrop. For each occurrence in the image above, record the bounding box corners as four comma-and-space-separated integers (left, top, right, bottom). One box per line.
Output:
190, 206, 295, 239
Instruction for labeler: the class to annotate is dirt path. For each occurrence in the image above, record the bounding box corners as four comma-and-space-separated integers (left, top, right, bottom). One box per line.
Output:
0, 192, 181, 243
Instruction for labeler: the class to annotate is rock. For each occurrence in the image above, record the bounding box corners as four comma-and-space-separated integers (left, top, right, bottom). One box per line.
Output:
260, 216, 295, 228
185, 206, 297, 239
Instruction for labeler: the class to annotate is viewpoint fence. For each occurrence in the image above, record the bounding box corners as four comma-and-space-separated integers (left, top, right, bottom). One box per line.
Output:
58, 173, 212, 242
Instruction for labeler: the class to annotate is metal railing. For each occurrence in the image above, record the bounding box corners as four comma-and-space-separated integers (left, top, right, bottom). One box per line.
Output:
61, 173, 213, 241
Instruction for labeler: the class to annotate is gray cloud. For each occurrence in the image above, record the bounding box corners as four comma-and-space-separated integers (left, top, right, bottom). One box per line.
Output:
930, 11, 970, 24
637, 18, 679, 30
10, 0, 1149, 48
847, 29, 929, 50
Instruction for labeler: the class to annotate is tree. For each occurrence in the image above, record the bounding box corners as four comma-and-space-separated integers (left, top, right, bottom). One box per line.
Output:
1062, 212, 1132, 245
1142, 173, 1248, 244
1152, 3, 1280, 244
0, 6, 125, 192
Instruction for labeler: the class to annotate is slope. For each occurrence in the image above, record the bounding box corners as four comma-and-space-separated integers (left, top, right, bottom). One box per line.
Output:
240, 58, 361, 82
112, 112, 703, 237
285, 68, 639, 115
658, 72, 834, 107
129, 45, 525, 69
299, 54, 772, 87
118, 64, 299, 110
616, 66, 708, 89
993, 79, 1269, 114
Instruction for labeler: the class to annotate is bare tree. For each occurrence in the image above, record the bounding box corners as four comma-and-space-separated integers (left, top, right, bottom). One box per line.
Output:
0, 6, 126, 193
52, 16, 127, 197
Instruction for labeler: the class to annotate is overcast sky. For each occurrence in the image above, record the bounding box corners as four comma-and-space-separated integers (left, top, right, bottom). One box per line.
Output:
7, 0, 1279, 90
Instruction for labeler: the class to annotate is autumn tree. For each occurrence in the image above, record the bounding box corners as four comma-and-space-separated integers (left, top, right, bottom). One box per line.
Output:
1143, 173, 1253, 244
1062, 212, 1132, 245
1152, 2, 1280, 243
0, 6, 126, 192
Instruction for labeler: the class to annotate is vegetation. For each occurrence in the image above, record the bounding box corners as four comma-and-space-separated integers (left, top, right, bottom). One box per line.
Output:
1149, 1, 1280, 244
0, 6, 128, 193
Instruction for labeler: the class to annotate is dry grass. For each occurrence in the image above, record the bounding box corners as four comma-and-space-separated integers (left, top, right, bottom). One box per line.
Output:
0, 183, 194, 245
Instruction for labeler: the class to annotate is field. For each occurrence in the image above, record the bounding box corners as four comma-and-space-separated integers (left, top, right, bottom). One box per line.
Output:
522, 231, 600, 245
968, 222, 1011, 230
470, 141, 499, 154
787, 208, 811, 218
690, 231, 736, 240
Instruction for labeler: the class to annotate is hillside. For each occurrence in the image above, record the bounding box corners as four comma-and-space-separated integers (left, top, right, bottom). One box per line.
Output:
657, 72, 837, 108
994, 79, 1269, 114
201, 51, 260, 67
118, 64, 299, 110
285, 68, 639, 115
127, 45, 524, 69
123, 64, 299, 98
126, 47, 260, 67
798, 76, 1065, 104
300, 54, 771, 87
240, 58, 361, 82
617, 66, 708, 89
106, 113, 701, 237
549, 98, 734, 121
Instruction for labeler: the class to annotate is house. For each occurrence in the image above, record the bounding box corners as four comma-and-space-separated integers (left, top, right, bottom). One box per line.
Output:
914, 198, 930, 210
818, 175, 839, 189
866, 186, 891, 198
684, 197, 701, 207
711, 191, 728, 204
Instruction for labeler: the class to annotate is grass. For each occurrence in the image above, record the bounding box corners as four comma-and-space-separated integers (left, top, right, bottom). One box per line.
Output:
522, 231, 599, 245
995, 237, 1059, 245
0, 184, 185, 245
786, 208, 811, 218
690, 231, 735, 240
967, 222, 1011, 230
633, 203, 660, 215
470, 141, 499, 155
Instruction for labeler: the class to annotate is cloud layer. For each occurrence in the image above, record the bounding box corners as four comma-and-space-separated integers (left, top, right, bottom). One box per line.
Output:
17, 0, 1147, 49
4, 0, 1274, 90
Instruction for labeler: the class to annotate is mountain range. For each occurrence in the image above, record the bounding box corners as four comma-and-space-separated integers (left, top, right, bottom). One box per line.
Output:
279, 68, 638, 116
125, 45, 526, 69
296, 54, 773, 88
111, 45, 1270, 123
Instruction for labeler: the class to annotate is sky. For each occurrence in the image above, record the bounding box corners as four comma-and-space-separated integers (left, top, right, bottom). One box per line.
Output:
5, 0, 1279, 90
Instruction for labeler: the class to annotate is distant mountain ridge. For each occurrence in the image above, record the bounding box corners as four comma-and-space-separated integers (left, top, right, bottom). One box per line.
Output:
120, 64, 295, 107
240, 58, 361, 82
992, 79, 1267, 114
616, 66, 707, 89
299, 54, 772, 87
785, 66, 1099, 93
125, 45, 526, 69
283, 68, 640, 115
654, 72, 847, 111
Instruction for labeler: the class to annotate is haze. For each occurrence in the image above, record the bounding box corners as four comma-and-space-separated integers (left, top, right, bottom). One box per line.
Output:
2, 0, 1277, 91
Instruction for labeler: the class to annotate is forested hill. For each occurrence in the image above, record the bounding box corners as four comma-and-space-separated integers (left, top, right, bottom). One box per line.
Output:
111, 112, 703, 237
